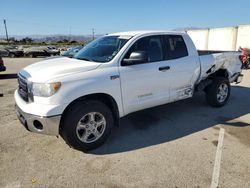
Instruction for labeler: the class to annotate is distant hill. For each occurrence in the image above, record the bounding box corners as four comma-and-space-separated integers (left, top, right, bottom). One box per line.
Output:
0, 34, 103, 42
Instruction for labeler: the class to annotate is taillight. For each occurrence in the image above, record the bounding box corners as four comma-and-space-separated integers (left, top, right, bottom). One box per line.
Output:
0, 58, 3, 65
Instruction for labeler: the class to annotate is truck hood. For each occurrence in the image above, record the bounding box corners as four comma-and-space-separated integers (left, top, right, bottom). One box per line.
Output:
22, 57, 101, 82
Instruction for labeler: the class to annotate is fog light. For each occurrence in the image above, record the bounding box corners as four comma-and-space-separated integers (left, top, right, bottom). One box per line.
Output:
33, 120, 43, 130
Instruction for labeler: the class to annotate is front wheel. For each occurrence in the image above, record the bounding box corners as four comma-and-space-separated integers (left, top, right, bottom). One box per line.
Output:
60, 100, 114, 151
205, 77, 231, 107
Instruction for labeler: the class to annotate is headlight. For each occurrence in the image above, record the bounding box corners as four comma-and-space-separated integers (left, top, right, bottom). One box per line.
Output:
32, 82, 61, 97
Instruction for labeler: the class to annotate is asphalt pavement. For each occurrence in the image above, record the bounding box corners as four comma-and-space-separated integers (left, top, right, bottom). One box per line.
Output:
0, 58, 249, 188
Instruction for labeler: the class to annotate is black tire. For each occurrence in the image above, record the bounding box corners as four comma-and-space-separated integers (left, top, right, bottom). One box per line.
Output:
205, 77, 230, 107
26, 53, 33, 58
60, 100, 114, 151
9, 53, 15, 58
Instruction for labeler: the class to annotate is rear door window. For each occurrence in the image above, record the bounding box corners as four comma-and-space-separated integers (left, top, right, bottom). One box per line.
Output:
164, 35, 188, 60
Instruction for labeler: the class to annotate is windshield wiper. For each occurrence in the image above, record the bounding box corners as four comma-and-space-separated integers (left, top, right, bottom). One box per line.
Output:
76, 57, 93, 62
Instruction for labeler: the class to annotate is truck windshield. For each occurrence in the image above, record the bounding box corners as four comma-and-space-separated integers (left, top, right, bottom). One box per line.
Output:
74, 35, 131, 63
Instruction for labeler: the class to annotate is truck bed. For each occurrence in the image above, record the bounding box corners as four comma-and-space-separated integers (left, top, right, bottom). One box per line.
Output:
198, 51, 242, 83
198, 50, 237, 56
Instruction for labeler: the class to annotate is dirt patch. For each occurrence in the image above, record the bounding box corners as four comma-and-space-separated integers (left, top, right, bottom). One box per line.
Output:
212, 140, 218, 147
223, 126, 250, 147
214, 116, 250, 147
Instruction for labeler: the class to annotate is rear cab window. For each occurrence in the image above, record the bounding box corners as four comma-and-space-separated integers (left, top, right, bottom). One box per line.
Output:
164, 35, 188, 60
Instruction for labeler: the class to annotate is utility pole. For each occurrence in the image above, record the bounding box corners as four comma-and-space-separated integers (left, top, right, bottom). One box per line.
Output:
92, 28, 95, 40
3, 19, 9, 43
69, 26, 72, 41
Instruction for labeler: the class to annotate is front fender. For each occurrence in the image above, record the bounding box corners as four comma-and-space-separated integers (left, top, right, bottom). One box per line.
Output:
53, 75, 123, 117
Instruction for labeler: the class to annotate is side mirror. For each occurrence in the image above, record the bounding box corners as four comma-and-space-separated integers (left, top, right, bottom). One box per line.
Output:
123, 51, 148, 65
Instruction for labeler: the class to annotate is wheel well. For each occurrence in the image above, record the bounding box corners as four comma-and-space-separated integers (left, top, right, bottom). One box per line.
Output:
208, 69, 229, 79
60, 93, 120, 129
196, 69, 229, 92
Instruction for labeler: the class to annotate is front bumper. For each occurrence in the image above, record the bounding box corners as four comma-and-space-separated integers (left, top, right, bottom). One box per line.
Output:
15, 104, 61, 136
14, 90, 65, 136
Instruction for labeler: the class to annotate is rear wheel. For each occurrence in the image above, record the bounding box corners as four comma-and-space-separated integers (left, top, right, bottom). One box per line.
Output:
60, 100, 114, 151
205, 77, 230, 107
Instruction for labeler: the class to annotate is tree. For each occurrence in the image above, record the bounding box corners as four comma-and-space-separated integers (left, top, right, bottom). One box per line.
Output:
70, 40, 77, 44
20, 37, 33, 44
63, 39, 69, 43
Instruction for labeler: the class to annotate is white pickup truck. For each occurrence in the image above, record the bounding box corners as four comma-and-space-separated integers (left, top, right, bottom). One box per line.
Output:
15, 31, 243, 151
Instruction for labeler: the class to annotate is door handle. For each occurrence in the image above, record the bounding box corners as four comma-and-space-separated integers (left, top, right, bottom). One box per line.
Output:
159, 66, 170, 71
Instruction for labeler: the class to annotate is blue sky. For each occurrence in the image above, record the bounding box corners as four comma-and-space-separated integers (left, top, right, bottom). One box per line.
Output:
0, 0, 249, 36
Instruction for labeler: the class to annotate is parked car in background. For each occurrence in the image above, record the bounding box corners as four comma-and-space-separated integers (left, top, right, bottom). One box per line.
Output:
47, 46, 60, 56
24, 47, 50, 58
0, 57, 6, 72
0, 48, 9, 57
24, 46, 60, 58
5, 47, 24, 58
58, 47, 68, 55
62, 45, 84, 58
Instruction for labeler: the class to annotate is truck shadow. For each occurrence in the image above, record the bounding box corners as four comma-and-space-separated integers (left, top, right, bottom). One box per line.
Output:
90, 85, 250, 155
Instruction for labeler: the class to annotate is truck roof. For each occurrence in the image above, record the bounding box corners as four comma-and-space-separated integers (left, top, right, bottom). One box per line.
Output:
108, 30, 186, 37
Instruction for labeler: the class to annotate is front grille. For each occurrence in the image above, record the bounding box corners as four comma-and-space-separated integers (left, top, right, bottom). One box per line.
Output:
18, 74, 29, 102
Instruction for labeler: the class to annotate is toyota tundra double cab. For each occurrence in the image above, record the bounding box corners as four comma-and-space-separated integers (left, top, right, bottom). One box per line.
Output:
15, 31, 243, 151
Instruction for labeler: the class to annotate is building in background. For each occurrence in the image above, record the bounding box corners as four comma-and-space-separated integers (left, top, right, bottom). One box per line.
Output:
186, 24, 250, 51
